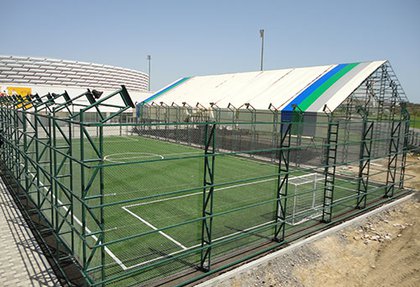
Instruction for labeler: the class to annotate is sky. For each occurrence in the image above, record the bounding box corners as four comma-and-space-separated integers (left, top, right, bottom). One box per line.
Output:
1, 0, 420, 102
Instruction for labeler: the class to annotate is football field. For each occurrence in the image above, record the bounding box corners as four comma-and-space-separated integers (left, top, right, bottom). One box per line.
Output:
49, 133, 386, 282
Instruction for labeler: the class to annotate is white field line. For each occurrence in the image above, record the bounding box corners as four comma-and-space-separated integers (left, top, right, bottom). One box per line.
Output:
125, 177, 278, 209
103, 140, 133, 144
120, 172, 328, 269
104, 152, 164, 163
103, 151, 203, 164
119, 166, 279, 269
121, 206, 187, 250
23, 165, 128, 270
122, 218, 275, 270
103, 136, 139, 143
125, 172, 320, 210
122, 136, 139, 142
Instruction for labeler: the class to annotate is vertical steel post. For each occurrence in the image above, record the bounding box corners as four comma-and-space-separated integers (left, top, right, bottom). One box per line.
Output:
48, 112, 55, 233
269, 104, 279, 163
292, 105, 304, 167
384, 81, 401, 198
34, 109, 41, 209
399, 105, 410, 189
172, 102, 181, 143
342, 98, 353, 164
0, 102, 4, 163
99, 124, 106, 285
356, 107, 374, 209
200, 123, 216, 271
227, 103, 238, 151
13, 108, 20, 179
245, 103, 257, 154
321, 106, 339, 222
68, 115, 75, 254
52, 111, 59, 234
274, 118, 291, 242
79, 111, 87, 271
22, 109, 29, 194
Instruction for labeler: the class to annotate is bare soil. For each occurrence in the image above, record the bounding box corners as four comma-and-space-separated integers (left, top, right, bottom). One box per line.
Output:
203, 155, 420, 287
295, 194, 420, 287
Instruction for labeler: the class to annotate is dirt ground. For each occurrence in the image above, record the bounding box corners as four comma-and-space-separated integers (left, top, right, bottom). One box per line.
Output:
203, 155, 420, 287
295, 193, 420, 287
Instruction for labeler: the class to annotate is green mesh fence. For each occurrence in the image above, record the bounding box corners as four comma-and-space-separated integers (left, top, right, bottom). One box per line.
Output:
0, 81, 414, 286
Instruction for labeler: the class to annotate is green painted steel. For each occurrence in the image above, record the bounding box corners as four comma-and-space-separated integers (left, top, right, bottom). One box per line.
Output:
0, 66, 412, 286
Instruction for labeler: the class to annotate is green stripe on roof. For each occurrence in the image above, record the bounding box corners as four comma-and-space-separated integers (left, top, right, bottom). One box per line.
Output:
143, 77, 191, 104
299, 62, 360, 111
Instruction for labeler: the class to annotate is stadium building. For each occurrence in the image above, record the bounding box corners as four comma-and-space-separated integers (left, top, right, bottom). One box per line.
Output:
0, 55, 151, 111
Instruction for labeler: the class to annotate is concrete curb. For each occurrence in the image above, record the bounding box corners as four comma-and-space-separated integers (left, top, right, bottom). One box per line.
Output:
195, 193, 415, 287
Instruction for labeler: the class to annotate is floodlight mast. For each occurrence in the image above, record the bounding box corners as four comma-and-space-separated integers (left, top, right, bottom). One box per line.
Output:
260, 29, 264, 71
147, 55, 151, 91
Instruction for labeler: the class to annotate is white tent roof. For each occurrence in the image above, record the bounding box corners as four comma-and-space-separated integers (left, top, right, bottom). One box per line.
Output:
142, 61, 386, 112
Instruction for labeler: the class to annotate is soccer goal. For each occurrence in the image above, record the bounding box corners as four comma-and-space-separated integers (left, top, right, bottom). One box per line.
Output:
286, 173, 324, 225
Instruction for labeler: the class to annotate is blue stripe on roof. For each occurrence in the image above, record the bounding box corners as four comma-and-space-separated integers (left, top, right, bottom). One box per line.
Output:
140, 76, 191, 105
281, 64, 348, 112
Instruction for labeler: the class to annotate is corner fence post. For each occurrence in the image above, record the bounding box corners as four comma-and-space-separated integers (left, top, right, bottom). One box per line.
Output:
274, 115, 291, 242
200, 123, 216, 271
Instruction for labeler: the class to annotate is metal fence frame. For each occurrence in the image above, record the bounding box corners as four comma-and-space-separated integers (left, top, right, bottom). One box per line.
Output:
0, 66, 417, 286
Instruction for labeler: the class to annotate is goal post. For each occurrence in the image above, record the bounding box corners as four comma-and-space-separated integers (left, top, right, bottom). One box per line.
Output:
286, 173, 324, 225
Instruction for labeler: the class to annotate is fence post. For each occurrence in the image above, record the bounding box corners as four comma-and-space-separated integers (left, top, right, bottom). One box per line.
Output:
399, 104, 410, 189
200, 123, 216, 271
269, 104, 279, 163
321, 105, 339, 223
356, 107, 374, 209
384, 81, 402, 198
274, 115, 291, 242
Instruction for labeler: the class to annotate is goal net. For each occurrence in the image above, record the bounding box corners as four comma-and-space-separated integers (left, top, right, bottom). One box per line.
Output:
286, 173, 324, 225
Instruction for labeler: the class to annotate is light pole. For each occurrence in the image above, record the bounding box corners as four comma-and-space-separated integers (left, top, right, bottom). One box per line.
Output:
259, 29, 264, 71
147, 55, 151, 91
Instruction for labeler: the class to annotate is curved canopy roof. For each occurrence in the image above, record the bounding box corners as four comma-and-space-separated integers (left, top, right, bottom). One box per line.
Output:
142, 60, 388, 112
0, 55, 148, 92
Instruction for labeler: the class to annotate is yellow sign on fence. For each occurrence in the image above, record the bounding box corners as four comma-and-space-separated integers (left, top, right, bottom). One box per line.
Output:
6, 87, 33, 109
7, 86, 32, 96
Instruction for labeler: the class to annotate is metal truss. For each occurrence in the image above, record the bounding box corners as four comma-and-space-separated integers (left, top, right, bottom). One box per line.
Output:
321, 105, 339, 222
200, 123, 216, 271
356, 107, 374, 209
274, 113, 292, 242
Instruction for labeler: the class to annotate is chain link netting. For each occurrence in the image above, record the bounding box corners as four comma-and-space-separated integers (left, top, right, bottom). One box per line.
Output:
0, 67, 416, 286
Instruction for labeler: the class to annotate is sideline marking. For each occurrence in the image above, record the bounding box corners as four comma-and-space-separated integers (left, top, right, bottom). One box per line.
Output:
22, 165, 128, 270
122, 206, 188, 250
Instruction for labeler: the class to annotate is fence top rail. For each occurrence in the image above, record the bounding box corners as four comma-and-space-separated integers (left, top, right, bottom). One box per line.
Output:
70, 85, 134, 119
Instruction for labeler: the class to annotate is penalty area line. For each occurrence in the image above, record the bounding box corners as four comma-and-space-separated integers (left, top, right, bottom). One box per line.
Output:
122, 220, 274, 270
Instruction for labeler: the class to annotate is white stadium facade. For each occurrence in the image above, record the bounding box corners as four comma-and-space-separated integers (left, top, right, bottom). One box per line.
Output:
0, 55, 151, 111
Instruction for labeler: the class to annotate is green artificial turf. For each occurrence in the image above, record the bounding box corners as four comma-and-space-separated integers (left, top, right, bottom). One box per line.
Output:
46, 134, 387, 285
